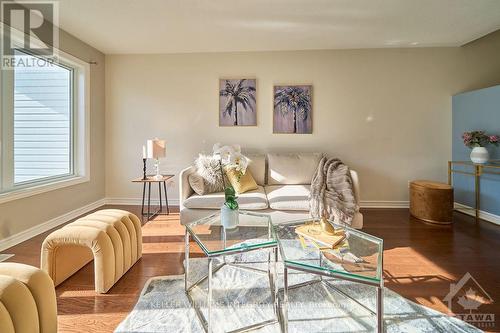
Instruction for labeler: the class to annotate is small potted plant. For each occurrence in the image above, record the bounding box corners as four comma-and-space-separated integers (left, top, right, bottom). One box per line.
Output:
462, 131, 499, 164
213, 143, 248, 229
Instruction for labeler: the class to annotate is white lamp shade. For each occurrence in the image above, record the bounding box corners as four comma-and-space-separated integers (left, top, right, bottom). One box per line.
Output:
147, 139, 166, 158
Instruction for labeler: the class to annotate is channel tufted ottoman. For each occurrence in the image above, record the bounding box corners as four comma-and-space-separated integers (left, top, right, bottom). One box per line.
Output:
0, 262, 57, 333
41, 209, 142, 293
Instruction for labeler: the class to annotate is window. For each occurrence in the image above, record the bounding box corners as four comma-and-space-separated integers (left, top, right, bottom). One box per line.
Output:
0, 34, 89, 203
13, 50, 73, 184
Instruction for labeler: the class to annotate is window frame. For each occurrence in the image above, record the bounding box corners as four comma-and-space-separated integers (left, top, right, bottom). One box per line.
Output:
0, 23, 90, 204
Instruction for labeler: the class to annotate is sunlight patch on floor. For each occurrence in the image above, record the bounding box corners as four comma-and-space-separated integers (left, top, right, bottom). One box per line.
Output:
142, 243, 186, 254
384, 247, 455, 279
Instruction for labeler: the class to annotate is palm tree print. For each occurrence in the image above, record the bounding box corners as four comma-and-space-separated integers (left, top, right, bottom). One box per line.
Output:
274, 85, 312, 133
219, 79, 256, 126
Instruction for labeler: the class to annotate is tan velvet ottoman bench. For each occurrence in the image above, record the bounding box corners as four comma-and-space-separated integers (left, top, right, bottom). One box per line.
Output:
0, 262, 57, 333
41, 209, 142, 294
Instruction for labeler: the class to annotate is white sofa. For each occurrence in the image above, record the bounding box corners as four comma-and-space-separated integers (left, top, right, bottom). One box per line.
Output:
179, 153, 363, 229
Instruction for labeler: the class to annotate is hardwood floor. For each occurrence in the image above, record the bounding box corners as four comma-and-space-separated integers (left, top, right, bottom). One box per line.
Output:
2, 206, 499, 332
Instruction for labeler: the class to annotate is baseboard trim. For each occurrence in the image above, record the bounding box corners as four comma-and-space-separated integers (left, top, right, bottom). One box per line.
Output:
105, 197, 180, 206
0, 198, 106, 252
360, 201, 409, 208
454, 202, 500, 225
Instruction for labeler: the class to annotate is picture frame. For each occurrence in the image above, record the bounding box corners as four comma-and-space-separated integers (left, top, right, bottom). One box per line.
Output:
219, 78, 257, 126
273, 84, 313, 134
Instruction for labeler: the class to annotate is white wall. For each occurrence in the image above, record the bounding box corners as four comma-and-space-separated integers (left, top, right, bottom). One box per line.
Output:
105, 32, 500, 206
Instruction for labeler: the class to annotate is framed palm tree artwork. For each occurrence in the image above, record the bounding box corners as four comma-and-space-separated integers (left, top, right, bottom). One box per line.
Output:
273, 85, 312, 134
219, 78, 257, 126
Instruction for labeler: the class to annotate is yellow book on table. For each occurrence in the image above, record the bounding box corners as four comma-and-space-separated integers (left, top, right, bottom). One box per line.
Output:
295, 224, 346, 249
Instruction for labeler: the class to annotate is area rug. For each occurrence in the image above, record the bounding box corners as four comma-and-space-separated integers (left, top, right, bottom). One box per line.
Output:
115, 250, 481, 333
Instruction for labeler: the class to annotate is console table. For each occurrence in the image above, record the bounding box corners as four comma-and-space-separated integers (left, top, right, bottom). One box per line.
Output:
448, 160, 500, 220
132, 175, 174, 221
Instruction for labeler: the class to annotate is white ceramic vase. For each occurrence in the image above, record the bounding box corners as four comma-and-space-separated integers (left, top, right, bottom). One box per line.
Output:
470, 147, 489, 164
221, 205, 239, 229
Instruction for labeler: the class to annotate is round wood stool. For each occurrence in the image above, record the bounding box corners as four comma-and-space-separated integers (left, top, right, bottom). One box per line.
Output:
409, 180, 454, 224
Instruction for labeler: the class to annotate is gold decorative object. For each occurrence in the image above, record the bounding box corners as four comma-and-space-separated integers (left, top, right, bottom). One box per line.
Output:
295, 222, 345, 249
320, 216, 336, 235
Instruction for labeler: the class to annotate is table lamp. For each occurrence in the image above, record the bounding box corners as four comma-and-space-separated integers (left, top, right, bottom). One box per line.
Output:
147, 138, 166, 180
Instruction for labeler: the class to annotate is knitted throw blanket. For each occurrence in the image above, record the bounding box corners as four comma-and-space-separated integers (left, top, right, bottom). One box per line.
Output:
310, 157, 358, 225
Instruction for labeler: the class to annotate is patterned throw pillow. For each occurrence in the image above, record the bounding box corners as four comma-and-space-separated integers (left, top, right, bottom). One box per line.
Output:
189, 154, 225, 195
224, 166, 258, 194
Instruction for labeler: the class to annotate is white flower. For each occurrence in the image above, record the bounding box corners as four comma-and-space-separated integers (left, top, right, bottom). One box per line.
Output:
213, 143, 234, 163
228, 152, 249, 173
212, 143, 222, 154
220, 146, 235, 164
212, 143, 247, 169
231, 144, 241, 153
212, 143, 222, 161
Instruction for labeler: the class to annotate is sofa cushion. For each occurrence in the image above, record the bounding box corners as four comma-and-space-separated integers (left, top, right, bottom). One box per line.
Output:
246, 154, 266, 186
267, 153, 322, 185
184, 186, 268, 210
265, 185, 310, 211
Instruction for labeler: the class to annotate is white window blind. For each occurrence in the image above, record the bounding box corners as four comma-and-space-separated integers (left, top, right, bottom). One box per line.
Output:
13, 51, 73, 184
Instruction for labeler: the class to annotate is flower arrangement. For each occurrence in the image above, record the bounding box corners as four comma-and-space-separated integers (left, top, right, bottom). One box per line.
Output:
462, 131, 499, 149
212, 143, 249, 211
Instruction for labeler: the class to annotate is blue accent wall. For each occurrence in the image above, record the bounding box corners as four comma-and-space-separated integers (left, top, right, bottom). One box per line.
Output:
452, 85, 500, 216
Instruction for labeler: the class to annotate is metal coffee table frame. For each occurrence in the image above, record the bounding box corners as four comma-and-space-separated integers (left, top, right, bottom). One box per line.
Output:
274, 221, 384, 333
184, 212, 280, 333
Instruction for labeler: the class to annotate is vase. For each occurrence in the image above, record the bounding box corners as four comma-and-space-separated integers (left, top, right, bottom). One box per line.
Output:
470, 147, 489, 164
221, 205, 239, 229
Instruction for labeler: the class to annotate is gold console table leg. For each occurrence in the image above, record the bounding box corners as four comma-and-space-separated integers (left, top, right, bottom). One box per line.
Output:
448, 161, 452, 186
475, 165, 482, 221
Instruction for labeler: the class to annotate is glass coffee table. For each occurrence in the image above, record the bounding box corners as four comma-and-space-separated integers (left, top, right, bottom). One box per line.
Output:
184, 211, 279, 333
274, 219, 384, 332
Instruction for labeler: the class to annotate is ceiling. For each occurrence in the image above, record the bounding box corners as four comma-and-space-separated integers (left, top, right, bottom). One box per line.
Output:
57, 0, 500, 54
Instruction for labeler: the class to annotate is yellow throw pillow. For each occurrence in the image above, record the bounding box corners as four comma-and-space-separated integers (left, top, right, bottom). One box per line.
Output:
224, 167, 258, 194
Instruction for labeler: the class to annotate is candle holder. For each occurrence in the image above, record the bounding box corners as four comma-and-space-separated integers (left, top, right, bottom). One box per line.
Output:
153, 158, 163, 180
142, 158, 147, 180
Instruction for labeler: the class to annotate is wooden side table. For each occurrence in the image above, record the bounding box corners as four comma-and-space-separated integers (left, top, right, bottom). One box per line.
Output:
409, 180, 453, 224
132, 175, 174, 221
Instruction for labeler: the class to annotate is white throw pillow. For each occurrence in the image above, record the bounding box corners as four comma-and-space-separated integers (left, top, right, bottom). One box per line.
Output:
245, 154, 266, 186
267, 153, 323, 185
